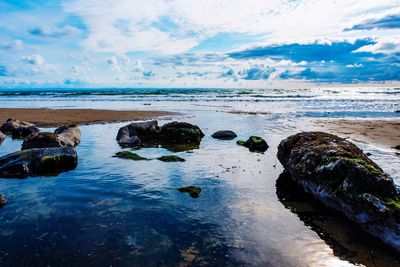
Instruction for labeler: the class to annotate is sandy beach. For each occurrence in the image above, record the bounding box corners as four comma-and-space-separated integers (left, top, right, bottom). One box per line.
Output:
0, 108, 175, 127
313, 119, 400, 148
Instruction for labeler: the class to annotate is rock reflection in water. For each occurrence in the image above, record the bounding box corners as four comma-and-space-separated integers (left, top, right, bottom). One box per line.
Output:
276, 172, 400, 267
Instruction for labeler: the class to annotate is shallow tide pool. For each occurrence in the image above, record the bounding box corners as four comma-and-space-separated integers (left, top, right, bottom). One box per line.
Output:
0, 109, 399, 266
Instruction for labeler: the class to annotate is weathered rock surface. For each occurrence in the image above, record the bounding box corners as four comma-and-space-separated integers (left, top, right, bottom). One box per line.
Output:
277, 131, 400, 251
116, 120, 160, 146
0, 147, 78, 178
0, 193, 6, 208
116, 120, 204, 152
237, 136, 268, 152
22, 124, 80, 150
0, 131, 5, 144
0, 118, 39, 139
211, 130, 237, 140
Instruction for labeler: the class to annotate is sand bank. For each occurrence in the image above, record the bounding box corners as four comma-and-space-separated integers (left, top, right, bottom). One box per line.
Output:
0, 108, 175, 127
313, 119, 400, 148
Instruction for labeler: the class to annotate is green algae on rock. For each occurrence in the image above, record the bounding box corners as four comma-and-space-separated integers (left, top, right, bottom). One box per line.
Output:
236, 136, 268, 152
178, 186, 202, 198
113, 151, 149, 161
157, 155, 185, 162
0, 147, 78, 178
277, 131, 400, 251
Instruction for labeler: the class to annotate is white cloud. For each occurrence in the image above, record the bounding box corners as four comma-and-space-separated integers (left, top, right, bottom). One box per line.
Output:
355, 36, 400, 54
29, 25, 83, 37
64, 0, 400, 54
21, 54, 45, 65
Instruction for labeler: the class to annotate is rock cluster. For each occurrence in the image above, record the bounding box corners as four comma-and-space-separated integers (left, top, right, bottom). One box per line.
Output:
117, 120, 204, 151
0, 119, 80, 180
277, 131, 400, 251
0, 118, 39, 139
22, 124, 81, 150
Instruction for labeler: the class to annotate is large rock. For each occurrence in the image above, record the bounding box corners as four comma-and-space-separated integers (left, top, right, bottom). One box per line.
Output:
0, 147, 78, 178
277, 131, 400, 251
22, 124, 81, 150
116, 120, 204, 151
0, 131, 5, 144
159, 121, 204, 143
0, 118, 39, 139
116, 120, 159, 146
211, 130, 237, 140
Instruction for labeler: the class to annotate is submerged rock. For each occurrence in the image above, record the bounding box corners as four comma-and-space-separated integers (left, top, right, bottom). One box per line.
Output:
0, 147, 78, 178
22, 124, 81, 150
178, 186, 201, 198
116, 120, 204, 152
157, 155, 185, 162
394, 145, 400, 150
113, 151, 148, 161
0, 193, 6, 208
0, 118, 39, 139
0, 131, 5, 144
211, 130, 237, 140
236, 136, 268, 152
277, 131, 400, 251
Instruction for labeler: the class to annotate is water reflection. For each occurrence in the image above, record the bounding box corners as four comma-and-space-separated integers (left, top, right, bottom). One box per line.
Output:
276, 172, 400, 267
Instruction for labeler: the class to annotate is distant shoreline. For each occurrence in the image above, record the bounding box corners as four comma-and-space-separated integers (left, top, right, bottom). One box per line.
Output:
0, 108, 176, 127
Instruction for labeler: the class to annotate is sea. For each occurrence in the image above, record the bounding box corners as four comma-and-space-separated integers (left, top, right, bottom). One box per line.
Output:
0, 87, 399, 266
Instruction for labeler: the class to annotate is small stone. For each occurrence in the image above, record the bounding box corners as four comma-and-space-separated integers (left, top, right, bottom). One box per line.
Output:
178, 186, 201, 198
237, 136, 269, 152
157, 155, 185, 162
113, 151, 148, 161
211, 130, 237, 140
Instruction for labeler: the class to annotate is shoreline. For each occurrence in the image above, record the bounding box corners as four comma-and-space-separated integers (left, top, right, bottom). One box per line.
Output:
313, 119, 400, 149
0, 108, 176, 127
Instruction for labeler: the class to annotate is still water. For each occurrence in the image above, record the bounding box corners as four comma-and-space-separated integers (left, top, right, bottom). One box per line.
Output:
0, 88, 399, 266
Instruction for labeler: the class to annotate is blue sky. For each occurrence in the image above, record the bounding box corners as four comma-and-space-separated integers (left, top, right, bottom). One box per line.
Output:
0, 0, 399, 88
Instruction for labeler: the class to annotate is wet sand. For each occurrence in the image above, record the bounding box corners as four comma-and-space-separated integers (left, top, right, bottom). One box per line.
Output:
313, 119, 400, 148
0, 108, 175, 127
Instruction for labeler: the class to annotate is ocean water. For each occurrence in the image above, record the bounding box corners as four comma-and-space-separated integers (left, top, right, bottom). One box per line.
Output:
0, 87, 399, 266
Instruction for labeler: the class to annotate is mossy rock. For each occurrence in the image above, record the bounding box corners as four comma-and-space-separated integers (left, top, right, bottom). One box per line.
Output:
157, 155, 185, 162
178, 186, 201, 198
277, 131, 400, 251
113, 151, 149, 161
237, 136, 269, 152
0, 147, 77, 178
160, 122, 205, 143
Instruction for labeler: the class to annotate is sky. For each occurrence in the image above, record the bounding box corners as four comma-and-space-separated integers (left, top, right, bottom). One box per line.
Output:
0, 0, 399, 88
